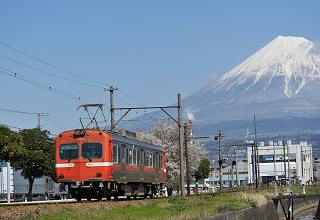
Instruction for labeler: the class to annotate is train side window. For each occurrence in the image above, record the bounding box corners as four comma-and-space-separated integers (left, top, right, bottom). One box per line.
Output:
113, 144, 119, 163
132, 147, 137, 166
121, 144, 126, 163
144, 151, 153, 167
138, 148, 142, 165
144, 151, 149, 167
128, 146, 133, 165
160, 154, 163, 168
150, 152, 154, 167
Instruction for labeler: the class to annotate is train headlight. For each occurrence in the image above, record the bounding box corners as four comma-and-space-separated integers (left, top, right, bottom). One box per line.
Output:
96, 172, 102, 177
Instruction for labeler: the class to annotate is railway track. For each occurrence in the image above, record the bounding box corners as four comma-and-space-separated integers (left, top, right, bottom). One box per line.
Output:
0, 195, 157, 206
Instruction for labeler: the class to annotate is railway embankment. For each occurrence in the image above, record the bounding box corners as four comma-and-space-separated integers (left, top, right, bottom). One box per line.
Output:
0, 185, 319, 220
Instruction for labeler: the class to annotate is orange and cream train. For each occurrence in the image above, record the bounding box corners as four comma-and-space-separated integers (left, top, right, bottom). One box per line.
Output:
55, 129, 167, 201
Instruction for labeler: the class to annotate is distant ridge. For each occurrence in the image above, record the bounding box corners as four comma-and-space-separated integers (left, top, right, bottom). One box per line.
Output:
183, 36, 320, 136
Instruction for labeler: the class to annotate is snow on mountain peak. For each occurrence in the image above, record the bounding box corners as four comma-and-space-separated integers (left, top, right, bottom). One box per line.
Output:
214, 36, 320, 97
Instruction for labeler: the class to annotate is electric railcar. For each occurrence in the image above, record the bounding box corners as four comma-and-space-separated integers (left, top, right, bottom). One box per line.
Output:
55, 129, 167, 201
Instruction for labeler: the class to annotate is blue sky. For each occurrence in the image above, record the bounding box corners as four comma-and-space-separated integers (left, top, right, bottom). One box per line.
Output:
0, 0, 319, 135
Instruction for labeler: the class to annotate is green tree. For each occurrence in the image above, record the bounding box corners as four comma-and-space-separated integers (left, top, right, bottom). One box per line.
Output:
194, 159, 211, 181
15, 128, 55, 200
0, 125, 24, 161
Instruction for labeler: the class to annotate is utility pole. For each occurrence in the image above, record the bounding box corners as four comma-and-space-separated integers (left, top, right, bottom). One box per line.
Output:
231, 161, 234, 189
253, 115, 260, 187
251, 143, 255, 186
283, 141, 287, 187
273, 143, 278, 196
107, 86, 118, 132
36, 113, 49, 129
287, 142, 291, 192
178, 94, 185, 197
215, 131, 224, 192
301, 145, 304, 179
234, 148, 239, 188
6, 162, 10, 203
184, 122, 191, 196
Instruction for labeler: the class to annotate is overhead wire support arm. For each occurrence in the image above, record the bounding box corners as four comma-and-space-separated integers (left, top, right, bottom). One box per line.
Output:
113, 106, 179, 110
107, 86, 186, 197
114, 109, 131, 128
111, 106, 180, 127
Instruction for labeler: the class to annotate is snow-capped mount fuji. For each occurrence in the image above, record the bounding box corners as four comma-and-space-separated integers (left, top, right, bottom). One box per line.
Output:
184, 36, 320, 136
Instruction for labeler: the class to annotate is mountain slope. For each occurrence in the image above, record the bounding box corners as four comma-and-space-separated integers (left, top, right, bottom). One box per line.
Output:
184, 36, 320, 135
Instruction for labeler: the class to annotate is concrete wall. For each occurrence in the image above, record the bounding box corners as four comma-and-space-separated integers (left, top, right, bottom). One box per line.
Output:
203, 194, 320, 220
273, 194, 320, 219
203, 201, 279, 220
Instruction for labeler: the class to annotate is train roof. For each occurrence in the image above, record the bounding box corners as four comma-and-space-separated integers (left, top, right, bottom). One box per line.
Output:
112, 134, 163, 151
58, 129, 163, 152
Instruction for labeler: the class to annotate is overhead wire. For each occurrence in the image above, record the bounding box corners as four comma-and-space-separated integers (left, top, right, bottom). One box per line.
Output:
0, 123, 24, 130
43, 117, 63, 132
0, 107, 37, 115
0, 67, 81, 101
118, 88, 158, 122
48, 114, 70, 129
0, 40, 106, 87
0, 53, 102, 88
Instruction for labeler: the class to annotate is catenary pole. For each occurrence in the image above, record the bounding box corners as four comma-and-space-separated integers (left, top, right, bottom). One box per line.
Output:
107, 86, 118, 132
178, 94, 185, 197
184, 123, 191, 196
106, 86, 185, 196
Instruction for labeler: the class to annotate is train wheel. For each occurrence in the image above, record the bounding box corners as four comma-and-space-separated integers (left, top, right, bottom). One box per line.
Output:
76, 196, 81, 202
106, 195, 111, 201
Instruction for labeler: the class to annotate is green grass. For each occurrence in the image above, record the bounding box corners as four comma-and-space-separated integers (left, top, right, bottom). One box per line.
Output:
30, 194, 256, 220
25, 184, 320, 220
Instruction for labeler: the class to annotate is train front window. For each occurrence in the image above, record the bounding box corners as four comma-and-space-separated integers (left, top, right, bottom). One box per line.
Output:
82, 143, 103, 159
59, 143, 79, 160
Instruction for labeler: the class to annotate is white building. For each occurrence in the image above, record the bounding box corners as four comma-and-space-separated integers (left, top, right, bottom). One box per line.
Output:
0, 161, 14, 199
247, 140, 313, 184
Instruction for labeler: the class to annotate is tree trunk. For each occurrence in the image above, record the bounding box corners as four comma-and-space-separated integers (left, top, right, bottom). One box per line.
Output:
27, 178, 34, 201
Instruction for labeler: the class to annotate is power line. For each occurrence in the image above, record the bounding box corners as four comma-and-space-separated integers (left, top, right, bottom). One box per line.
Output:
0, 123, 24, 130
43, 117, 63, 131
0, 67, 81, 101
0, 107, 37, 115
118, 88, 157, 122
48, 114, 70, 129
0, 40, 106, 87
0, 53, 102, 88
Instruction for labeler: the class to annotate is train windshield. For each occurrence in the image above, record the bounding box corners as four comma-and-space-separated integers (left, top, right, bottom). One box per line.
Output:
82, 143, 103, 159
59, 143, 79, 160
